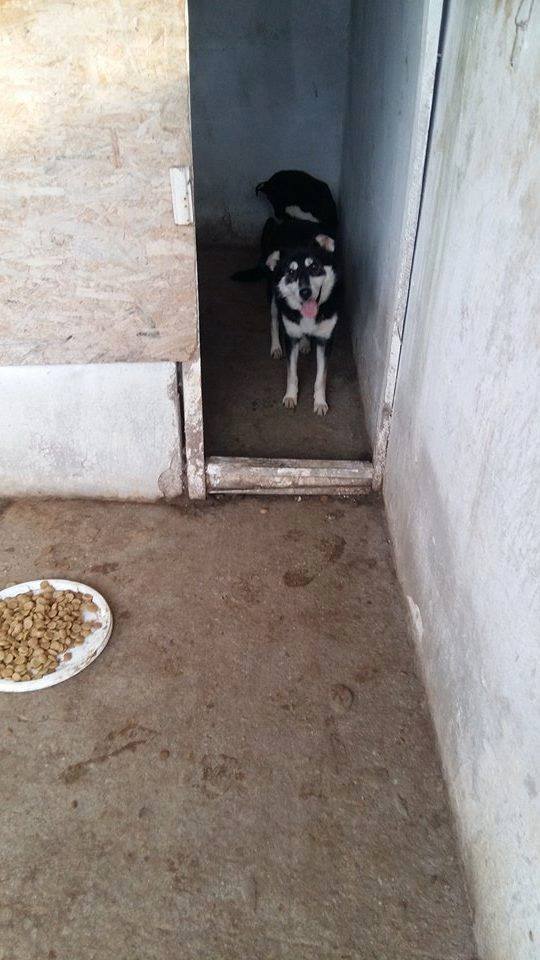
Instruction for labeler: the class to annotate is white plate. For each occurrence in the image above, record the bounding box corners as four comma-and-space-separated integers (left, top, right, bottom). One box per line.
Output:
0, 579, 113, 693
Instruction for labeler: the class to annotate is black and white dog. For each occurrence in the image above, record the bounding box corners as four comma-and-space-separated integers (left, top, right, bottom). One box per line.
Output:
264, 219, 338, 415
232, 171, 339, 416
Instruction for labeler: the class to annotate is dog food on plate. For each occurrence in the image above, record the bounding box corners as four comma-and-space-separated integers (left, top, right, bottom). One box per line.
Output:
0, 581, 101, 681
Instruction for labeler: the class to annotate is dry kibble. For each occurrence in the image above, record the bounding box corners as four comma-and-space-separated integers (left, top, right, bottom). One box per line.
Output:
0, 582, 101, 683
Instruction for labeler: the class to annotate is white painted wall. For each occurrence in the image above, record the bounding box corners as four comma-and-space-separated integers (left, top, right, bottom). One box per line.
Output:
340, 0, 442, 458
0, 365, 182, 500
189, 0, 351, 243
385, 2, 540, 958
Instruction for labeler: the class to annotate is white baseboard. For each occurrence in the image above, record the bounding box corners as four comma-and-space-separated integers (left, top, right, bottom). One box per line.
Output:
0, 363, 182, 501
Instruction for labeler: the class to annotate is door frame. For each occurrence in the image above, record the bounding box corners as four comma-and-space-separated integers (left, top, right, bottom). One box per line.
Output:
371, 0, 445, 489
181, 0, 444, 499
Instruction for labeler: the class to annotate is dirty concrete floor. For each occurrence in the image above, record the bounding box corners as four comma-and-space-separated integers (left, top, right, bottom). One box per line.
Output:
199, 246, 371, 461
0, 497, 475, 960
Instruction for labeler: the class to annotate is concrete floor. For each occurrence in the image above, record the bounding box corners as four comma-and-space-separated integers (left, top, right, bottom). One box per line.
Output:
199, 247, 371, 461
0, 496, 475, 960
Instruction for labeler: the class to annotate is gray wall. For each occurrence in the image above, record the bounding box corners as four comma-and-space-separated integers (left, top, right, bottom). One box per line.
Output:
385, 2, 540, 958
340, 0, 436, 450
0, 365, 183, 500
189, 0, 351, 243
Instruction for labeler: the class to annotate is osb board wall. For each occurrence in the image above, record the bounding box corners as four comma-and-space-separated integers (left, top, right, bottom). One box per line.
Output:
0, 0, 197, 364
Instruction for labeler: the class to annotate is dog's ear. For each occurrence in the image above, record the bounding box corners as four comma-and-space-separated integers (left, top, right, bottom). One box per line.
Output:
315, 234, 335, 253
266, 250, 280, 271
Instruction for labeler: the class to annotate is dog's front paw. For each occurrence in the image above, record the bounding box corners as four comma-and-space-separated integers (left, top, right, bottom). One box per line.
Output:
283, 394, 297, 409
314, 399, 329, 416
299, 337, 311, 355
271, 345, 283, 359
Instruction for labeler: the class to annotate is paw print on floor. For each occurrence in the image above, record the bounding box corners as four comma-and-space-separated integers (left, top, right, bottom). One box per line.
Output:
199, 753, 245, 797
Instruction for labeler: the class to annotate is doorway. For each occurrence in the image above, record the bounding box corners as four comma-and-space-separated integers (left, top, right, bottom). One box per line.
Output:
185, 0, 444, 497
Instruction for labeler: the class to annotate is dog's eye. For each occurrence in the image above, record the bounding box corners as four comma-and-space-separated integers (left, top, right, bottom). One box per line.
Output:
308, 262, 323, 276
286, 267, 297, 280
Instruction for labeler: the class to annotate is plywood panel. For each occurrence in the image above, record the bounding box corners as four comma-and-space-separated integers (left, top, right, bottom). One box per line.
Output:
0, 0, 197, 364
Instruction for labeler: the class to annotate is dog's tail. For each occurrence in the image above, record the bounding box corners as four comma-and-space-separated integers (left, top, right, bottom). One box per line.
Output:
230, 264, 266, 282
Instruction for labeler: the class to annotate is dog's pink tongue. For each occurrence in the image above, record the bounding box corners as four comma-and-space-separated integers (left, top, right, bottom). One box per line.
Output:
301, 299, 318, 319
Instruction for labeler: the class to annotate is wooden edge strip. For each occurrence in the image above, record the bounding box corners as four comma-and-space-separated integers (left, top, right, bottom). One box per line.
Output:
206, 457, 373, 494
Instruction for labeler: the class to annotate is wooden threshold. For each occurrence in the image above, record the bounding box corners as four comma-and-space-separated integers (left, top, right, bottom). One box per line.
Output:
205, 457, 373, 496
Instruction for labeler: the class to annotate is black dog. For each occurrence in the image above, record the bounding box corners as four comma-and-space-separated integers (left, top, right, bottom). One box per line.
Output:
256, 170, 337, 226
